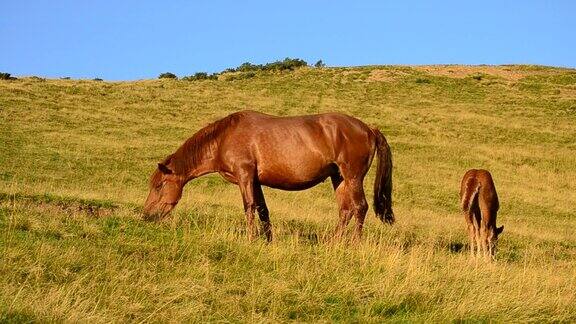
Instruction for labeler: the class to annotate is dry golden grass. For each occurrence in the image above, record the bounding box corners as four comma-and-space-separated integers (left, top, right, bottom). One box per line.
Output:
1, 65, 575, 322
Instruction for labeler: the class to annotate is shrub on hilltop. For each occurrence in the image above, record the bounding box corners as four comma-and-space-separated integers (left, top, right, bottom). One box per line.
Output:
226, 58, 308, 73
158, 57, 308, 81
0, 72, 17, 80
158, 72, 178, 80
182, 72, 219, 81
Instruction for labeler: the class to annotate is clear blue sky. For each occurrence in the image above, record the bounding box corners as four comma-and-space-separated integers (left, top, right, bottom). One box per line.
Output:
1, 0, 575, 80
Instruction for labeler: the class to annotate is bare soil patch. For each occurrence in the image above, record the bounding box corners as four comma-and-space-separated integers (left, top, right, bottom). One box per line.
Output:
413, 65, 558, 81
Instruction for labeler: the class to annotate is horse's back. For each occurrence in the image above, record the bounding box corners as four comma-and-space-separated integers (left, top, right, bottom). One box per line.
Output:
219, 111, 377, 190
238, 110, 371, 130
233, 110, 375, 153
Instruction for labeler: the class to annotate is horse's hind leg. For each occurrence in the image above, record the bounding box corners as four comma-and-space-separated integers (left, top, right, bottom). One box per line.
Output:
332, 179, 368, 241
254, 183, 272, 242
333, 180, 354, 240
350, 182, 368, 241
332, 154, 371, 241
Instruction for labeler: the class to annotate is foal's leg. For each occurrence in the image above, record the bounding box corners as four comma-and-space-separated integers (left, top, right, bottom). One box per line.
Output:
254, 183, 272, 242
480, 221, 490, 259
468, 223, 477, 258
472, 210, 482, 257
236, 164, 258, 241
482, 206, 496, 261
487, 229, 496, 260
464, 212, 476, 258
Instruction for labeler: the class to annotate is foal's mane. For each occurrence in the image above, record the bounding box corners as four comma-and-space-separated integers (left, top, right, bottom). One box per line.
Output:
150, 112, 241, 188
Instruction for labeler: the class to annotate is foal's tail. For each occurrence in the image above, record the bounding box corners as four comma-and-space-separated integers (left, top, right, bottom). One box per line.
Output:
372, 128, 394, 224
461, 184, 480, 215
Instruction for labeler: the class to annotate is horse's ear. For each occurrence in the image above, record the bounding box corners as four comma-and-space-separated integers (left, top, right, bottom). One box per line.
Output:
158, 163, 173, 174
496, 225, 504, 235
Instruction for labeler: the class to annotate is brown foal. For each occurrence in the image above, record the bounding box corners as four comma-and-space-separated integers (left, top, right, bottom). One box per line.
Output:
460, 169, 504, 259
143, 110, 394, 242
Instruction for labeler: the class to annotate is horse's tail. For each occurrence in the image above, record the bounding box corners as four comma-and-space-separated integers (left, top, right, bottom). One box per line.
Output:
372, 128, 394, 224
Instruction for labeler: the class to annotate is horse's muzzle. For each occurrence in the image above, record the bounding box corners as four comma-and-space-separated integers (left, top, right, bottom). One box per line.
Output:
142, 202, 175, 221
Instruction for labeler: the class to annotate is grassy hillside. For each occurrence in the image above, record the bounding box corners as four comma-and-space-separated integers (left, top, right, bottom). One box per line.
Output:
1, 65, 575, 322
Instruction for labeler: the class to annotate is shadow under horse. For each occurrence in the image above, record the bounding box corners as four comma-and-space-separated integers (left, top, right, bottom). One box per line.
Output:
143, 110, 394, 242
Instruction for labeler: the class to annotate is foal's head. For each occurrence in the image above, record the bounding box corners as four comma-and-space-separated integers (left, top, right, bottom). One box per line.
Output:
143, 157, 185, 221
489, 225, 505, 255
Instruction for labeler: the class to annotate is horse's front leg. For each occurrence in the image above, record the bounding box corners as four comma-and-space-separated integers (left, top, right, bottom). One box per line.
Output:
254, 183, 272, 242
236, 164, 258, 241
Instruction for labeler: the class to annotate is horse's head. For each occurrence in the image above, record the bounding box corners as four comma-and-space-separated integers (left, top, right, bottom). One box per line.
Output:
143, 158, 185, 221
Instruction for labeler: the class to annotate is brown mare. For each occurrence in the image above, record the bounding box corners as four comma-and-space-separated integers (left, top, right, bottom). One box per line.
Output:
143, 110, 394, 241
460, 169, 504, 259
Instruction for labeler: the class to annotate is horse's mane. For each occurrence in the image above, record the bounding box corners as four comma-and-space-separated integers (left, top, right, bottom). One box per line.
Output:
149, 112, 241, 188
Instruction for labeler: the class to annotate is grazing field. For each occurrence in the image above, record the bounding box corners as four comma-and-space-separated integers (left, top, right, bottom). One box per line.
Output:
1, 65, 575, 322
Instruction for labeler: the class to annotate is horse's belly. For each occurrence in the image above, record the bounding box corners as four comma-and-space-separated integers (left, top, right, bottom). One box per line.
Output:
257, 161, 335, 191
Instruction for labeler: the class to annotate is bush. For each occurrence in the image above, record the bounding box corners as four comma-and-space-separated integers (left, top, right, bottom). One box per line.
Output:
158, 72, 177, 80
314, 60, 326, 68
93, 78, 103, 82
264, 57, 308, 71
156, 57, 308, 81
415, 77, 431, 84
237, 62, 263, 72
0, 72, 16, 80
60, 77, 71, 80
224, 58, 308, 74
182, 72, 219, 81
194, 72, 209, 80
